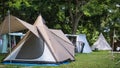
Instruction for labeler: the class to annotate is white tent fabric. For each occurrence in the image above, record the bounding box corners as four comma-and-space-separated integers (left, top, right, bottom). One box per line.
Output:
4, 31, 56, 62
3, 15, 75, 64
76, 34, 92, 53
91, 33, 112, 50
34, 15, 74, 62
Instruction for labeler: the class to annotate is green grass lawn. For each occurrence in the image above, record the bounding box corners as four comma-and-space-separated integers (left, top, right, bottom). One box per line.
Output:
0, 51, 120, 68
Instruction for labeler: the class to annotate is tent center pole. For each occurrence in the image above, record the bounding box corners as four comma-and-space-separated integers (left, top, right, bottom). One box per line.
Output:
8, 10, 12, 63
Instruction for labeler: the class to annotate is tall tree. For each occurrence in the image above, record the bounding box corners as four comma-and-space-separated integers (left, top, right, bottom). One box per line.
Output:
65, 0, 88, 34
0, 0, 120, 45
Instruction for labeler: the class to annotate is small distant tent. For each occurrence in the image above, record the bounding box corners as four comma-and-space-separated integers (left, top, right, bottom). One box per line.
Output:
66, 34, 92, 53
91, 33, 112, 50
76, 34, 92, 53
3, 15, 74, 64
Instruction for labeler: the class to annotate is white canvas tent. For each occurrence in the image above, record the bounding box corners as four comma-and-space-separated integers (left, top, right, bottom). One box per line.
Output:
91, 33, 112, 50
66, 34, 92, 53
3, 15, 75, 64
76, 34, 92, 53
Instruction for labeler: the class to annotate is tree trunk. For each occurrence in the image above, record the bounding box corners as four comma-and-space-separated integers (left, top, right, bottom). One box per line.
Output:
68, 0, 83, 34
72, 13, 83, 34
110, 28, 116, 51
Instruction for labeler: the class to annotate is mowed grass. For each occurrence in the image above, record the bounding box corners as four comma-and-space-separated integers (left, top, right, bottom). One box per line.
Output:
0, 51, 120, 68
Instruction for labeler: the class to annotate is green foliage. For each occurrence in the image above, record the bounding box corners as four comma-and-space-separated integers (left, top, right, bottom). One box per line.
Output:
0, 0, 120, 45
80, 0, 120, 44
82, 0, 109, 16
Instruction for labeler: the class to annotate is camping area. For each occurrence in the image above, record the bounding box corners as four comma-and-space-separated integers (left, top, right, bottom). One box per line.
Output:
0, 51, 120, 68
0, 0, 120, 68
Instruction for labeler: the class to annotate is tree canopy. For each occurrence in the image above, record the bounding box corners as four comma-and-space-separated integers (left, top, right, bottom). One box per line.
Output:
0, 0, 120, 45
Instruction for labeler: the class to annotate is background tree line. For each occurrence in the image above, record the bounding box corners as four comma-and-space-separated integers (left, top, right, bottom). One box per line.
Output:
0, 0, 120, 46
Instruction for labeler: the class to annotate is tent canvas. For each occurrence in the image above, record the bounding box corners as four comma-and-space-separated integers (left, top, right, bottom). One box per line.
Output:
3, 15, 74, 64
0, 15, 34, 53
91, 33, 112, 50
0, 15, 28, 34
66, 34, 92, 53
76, 34, 92, 53
0, 34, 8, 53
0, 15, 39, 37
